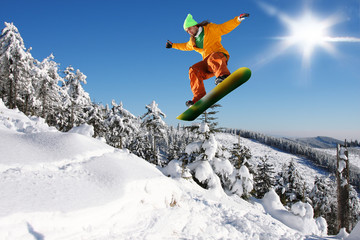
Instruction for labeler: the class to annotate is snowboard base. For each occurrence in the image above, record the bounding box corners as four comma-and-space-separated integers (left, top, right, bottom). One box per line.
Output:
177, 67, 251, 121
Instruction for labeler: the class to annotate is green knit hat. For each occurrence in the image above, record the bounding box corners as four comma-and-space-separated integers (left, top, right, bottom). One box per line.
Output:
183, 14, 198, 30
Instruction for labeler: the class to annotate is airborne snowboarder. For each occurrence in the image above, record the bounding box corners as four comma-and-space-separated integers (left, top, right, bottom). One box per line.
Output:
166, 13, 250, 107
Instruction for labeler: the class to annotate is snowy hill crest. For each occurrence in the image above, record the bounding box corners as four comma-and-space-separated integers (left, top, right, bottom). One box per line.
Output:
291, 136, 344, 149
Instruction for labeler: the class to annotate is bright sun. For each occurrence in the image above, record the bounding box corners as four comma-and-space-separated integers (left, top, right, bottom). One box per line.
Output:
278, 12, 336, 66
289, 15, 326, 50
257, 1, 360, 72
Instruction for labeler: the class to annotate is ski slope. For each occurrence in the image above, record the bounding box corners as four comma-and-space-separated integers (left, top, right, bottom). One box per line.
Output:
0, 100, 358, 239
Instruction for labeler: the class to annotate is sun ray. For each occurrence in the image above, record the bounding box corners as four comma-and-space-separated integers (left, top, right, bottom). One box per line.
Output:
324, 36, 360, 42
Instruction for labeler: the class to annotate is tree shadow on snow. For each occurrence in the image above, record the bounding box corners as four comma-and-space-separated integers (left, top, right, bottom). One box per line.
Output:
27, 222, 45, 240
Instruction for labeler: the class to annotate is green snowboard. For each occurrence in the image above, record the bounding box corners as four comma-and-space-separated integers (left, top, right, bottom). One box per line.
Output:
177, 67, 251, 121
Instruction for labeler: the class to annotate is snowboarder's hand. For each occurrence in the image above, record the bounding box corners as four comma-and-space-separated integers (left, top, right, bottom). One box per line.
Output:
239, 13, 250, 22
166, 40, 173, 49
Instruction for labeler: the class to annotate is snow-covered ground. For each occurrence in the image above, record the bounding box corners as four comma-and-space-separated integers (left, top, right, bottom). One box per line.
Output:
215, 133, 329, 189
315, 148, 360, 169
0, 100, 358, 239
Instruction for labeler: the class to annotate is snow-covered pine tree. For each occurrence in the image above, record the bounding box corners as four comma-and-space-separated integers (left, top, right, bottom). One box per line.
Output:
309, 175, 337, 234
182, 122, 241, 195
105, 100, 138, 149
185, 122, 223, 189
348, 184, 360, 232
62, 66, 91, 130
275, 160, 307, 206
128, 129, 152, 160
0, 22, 35, 111
167, 125, 195, 177
253, 155, 275, 198
16, 47, 35, 115
275, 164, 288, 204
86, 103, 107, 138
231, 164, 254, 199
141, 100, 167, 165
166, 126, 183, 161
34, 54, 64, 123
229, 134, 252, 169
226, 135, 254, 199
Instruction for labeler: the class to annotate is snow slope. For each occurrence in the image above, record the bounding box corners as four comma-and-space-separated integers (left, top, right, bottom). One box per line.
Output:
215, 133, 329, 190
316, 148, 360, 169
0, 100, 352, 239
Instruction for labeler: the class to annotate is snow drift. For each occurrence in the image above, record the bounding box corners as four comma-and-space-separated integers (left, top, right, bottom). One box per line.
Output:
0, 99, 348, 239
262, 189, 327, 236
0, 100, 181, 239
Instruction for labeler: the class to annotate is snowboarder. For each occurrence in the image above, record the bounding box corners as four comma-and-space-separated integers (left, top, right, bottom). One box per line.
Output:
166, 13, 249, 107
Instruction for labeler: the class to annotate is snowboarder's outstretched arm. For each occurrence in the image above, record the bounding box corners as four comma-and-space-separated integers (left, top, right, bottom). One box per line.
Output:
212, 14, 250, 35
166, 40, 194, 51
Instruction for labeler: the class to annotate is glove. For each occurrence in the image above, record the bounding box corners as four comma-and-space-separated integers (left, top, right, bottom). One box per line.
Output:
166, 40, 173, 49
239, 13, 250, 22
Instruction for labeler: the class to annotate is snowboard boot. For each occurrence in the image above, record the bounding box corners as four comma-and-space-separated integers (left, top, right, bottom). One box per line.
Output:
186, 100, 194, 107
215, 75, 229, 85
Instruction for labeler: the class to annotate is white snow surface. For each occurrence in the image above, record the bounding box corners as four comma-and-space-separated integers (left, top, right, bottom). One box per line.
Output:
316, 147, 360, 169
0, 100, 355, 239
347, 221, 360, 240
262, 189, 321, 235
68, 123, 94, 137
203, 134, 218, 160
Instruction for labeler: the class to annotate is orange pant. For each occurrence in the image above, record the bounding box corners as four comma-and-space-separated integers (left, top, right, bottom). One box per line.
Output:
189, 52, 230, 103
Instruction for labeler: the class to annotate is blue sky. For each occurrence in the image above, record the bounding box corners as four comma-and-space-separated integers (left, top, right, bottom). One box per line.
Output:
1, 0, 359, 140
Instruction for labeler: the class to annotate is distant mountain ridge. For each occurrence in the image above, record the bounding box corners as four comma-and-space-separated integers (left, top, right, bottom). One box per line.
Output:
288, 136, 344, 149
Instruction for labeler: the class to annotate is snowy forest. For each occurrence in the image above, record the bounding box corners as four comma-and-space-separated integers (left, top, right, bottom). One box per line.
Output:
1, 22, 359, 235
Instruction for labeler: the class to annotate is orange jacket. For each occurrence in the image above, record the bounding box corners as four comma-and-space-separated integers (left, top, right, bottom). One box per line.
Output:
172, 16, 241, 60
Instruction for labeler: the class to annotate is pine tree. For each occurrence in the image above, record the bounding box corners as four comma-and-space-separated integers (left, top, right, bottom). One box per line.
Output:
183, 122, 224, 190
16, 47, 35, 115
86, 103, 106, 138
128, 130, 152, 160
253, 155, 275, 198
275, 160, 306, 206
229, 135, 252, 169
348, 185, 360, 232
309, 175, 337, 234
0, 22, 35, 110
232, 164, 254, 199
166, 126, 183, 161
63, 66, 91, 130
34, 54, 64, 123
105, 100, 138, 149
287, 161, 306, 203
141, 101, 167, 165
